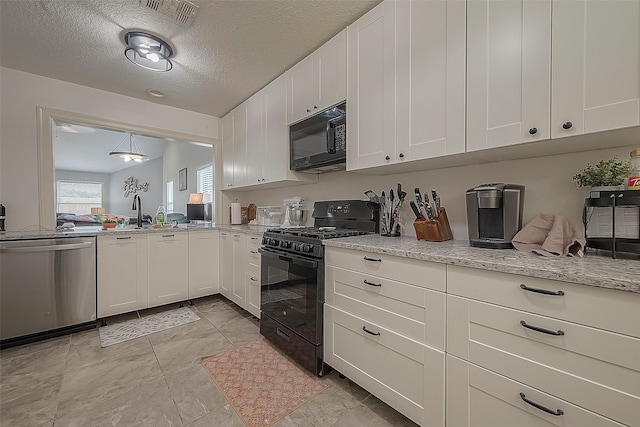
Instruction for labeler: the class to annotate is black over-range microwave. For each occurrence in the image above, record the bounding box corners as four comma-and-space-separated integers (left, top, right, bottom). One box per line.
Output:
290, 102, 346, 173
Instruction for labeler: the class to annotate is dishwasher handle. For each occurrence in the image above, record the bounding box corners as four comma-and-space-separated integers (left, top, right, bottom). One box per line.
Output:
1, 241, 93, 253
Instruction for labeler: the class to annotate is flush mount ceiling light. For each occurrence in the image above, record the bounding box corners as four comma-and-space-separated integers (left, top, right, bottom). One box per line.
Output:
124, 31, 173, 72
109, 133, 148, 162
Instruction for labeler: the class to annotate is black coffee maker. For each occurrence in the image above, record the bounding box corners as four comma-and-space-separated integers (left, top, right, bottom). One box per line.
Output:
465, 184, 524, 248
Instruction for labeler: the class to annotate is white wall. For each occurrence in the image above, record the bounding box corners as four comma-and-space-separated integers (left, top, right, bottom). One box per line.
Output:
109, 158, 163, 218
163, 142, 213, 215
0, 67, 218, 232
233, 145, 636, 240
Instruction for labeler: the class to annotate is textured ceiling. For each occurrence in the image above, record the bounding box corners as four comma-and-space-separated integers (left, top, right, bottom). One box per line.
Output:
0, 0, 381, 118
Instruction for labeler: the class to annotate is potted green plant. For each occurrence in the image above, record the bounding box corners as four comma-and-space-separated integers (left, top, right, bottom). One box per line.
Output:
573, 158, 631, 191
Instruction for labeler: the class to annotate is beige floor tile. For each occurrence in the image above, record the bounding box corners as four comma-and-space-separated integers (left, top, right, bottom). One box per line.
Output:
53, 377, 182, 427
197, 303, 251, 328
216, 315, 261, 346
362, 394, 420, 427
164, 363, 228, 425
0, 335, 70, 359
183, 403, 245, 427
294, 384, 361, 426
151, 325, 233, 374
331, 403, 400, 427
56, 345, 163, 418
0, 373, 61, 427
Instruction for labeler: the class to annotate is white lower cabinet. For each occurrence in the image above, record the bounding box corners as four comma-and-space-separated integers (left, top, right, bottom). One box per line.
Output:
188, 229, 219, 299
324, 247, 445, 426
97, 234, 148, 318
147, 233, 189, 307
446, 355, 626, 427
245, 234, 261, 318
446, 265, 640, 427
219, 231, 232, 298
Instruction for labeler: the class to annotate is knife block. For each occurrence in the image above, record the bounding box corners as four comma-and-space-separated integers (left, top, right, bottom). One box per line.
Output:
414, 207, 453, 242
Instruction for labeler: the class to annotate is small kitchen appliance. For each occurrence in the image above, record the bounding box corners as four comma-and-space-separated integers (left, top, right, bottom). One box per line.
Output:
290, 102, 346, 173
280, 196, 306, 228
259, 200, 379, 376
465, 183, 525, 249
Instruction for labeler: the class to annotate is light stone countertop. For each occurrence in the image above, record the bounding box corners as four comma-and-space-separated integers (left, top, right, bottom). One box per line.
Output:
0, 224, 267, 241
323, 235, 640, 294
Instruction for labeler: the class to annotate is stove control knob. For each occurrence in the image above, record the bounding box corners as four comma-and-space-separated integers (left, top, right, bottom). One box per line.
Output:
280, 240, 291, 249
292, 243, 300, 251
300, 243, 313, 253
261, 236, 268, 245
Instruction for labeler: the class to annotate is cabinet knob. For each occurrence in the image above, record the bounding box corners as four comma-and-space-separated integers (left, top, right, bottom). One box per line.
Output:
306, 108, 310, 113
385, 155, 391, 161
529, 127, 538, 135
398, 152, 405, 158
314, 105, 318, 109
562, 121, 573, 130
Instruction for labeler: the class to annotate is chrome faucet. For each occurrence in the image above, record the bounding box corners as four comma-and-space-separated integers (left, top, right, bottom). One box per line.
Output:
131, 195, 142, 228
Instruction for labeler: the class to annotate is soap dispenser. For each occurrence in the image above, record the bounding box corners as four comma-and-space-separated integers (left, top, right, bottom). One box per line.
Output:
156, 203, 167, 226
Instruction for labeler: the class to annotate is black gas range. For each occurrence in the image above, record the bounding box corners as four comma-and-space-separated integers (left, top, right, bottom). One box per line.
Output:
259, 200, 379, 376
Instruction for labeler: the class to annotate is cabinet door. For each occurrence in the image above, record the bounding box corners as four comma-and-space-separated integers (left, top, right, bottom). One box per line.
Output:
263, 74, 288, 183
396, 0, 465, 161
219, 232, 232, 297
231, 233, 246, 306
346, 1, 397, 170
232, 103, 247, 187
221, 112, 234, 189
314, 29, 347, 113
245, 92, 265, 184
188, 230, 220, 298
466, 0, 551, 151
148, 233, 189, 307
552, 0, 640, 138
446, 355, 626, 427
97, 235, 148, 318
287, 54, 314, 125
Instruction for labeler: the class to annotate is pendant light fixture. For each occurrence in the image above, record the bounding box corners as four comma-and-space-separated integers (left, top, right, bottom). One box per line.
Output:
109, 133, 148, 162
124, 31, 173, 72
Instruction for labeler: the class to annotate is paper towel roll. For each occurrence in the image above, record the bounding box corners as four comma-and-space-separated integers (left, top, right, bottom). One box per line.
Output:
231, 203, 242, 225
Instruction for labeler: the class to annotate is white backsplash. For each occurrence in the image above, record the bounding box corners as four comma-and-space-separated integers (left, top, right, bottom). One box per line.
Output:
229, 145, 635, 240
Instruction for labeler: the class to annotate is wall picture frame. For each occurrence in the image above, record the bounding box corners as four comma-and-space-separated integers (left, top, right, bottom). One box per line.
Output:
179, 167, 187, 191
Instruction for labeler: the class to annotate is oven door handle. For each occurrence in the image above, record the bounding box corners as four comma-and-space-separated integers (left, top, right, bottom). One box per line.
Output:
258, 247, 319, 268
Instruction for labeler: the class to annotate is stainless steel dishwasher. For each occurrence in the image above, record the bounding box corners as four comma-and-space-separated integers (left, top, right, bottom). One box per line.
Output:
0, 236, 97, 348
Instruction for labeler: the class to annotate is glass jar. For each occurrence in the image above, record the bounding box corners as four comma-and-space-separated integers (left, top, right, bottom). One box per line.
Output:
628, 149, 640, 190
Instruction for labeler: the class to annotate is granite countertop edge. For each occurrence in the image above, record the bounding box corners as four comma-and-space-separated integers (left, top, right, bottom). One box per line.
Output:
0, 224, 267, 240
323, 236, 640, 294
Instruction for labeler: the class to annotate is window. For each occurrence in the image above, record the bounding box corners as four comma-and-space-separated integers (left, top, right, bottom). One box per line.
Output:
56, 181, 102, 214
197, 164, 214, 203
166, 180, 174, 213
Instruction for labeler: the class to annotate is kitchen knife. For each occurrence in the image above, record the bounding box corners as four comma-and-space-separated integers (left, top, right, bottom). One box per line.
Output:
410, 201, 424, 220
364, 190, 379, 204
431, 189, 441, 215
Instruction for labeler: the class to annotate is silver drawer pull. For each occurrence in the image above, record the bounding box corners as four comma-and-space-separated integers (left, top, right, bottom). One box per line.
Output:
519, 392, 564, 416
520, 320, 564, 336
520, 284, 564, 296
250, 250, 258, 254
116, 236, 132, 240
162, 234, 175, 238
363, 279, 382, 287
250, 277, 258, 282
363, 256, 382, 262
362, 326, 381, 336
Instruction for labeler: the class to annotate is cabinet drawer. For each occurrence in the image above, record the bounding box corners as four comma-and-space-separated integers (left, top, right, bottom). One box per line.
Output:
324, 304, 444, 427
326, 265, 445, 349
447, 265, 640, 339
247, 245, 260, 268
446, 355, 626, 427
326, 247, 445, 292
447, 295, 640, 426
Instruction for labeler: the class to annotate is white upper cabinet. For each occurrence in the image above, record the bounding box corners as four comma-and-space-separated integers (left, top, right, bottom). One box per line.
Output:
221, 102, 247, 189
245, 91, 264, 185
347, 0, 465, 171
346, 1, 397, 171
551, 0, 640, 139
287, 29, 347, 125
466, 0, 552, 152
396, 0, 466, 161
221, 112, 235, 189
223, 74, 316, 191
